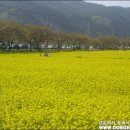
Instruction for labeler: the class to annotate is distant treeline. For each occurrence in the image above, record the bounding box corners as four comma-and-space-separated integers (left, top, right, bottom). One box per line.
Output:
0, 21, 130, 51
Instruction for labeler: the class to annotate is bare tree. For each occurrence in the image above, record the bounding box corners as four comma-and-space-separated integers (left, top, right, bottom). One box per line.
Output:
2, 22, 23, 50
52, 32, 67, 51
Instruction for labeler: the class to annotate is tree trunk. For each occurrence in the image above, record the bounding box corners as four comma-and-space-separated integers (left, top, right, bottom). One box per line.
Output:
36, 42, 39, 50
73, 42, 75, 50
45, 40, 48, 53
8, 40, 11, 50
57, 42, 60, 52
78, 43, 81, 50
29, 42, 32, 51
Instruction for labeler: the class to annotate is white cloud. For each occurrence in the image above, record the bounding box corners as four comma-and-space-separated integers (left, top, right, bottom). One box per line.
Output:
86, 1, 130, 7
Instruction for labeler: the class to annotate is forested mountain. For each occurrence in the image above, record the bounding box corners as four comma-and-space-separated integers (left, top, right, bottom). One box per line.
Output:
0, 1, 130, 37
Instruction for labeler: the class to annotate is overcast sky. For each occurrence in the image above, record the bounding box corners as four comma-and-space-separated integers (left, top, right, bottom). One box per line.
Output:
86, 1, 130, 7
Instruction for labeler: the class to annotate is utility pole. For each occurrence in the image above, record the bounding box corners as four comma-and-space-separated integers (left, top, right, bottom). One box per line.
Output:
111, 25, 114, 36
87, 22, 90, 34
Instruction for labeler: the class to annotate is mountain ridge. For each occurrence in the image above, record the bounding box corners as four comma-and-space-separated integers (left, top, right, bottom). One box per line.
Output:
0, 1, 130, 37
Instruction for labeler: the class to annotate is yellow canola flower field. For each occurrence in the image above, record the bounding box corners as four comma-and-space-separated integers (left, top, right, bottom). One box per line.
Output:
0, 51, 130, 129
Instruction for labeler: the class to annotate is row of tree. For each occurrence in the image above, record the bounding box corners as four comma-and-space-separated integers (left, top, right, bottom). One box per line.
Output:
0, 21, 130, 51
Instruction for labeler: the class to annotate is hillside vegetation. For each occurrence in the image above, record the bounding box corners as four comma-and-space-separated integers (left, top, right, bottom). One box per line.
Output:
0, 1, 130, 36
